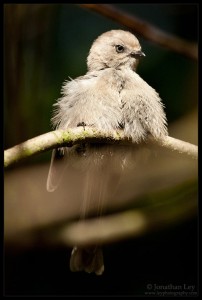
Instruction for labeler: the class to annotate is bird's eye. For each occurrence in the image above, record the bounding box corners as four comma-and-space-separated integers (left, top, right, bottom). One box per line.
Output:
115, 45, 125, 53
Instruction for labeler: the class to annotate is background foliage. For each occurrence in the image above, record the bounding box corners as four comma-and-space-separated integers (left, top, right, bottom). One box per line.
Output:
4, 4, 198, 296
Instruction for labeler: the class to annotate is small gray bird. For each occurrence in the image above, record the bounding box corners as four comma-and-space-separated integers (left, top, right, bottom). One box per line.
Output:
47, 30, 168, 275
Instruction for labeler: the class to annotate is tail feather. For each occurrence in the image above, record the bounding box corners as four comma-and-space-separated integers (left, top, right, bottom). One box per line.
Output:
70, 246, 104, 275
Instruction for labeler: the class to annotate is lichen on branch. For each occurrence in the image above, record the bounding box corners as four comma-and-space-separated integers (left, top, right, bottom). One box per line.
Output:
4, 127, 198, 168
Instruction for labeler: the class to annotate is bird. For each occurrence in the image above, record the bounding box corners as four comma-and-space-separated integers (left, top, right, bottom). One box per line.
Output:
46, 29, 168, 275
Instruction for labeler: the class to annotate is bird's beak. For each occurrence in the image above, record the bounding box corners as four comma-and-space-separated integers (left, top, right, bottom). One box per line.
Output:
130, 50, 146, 58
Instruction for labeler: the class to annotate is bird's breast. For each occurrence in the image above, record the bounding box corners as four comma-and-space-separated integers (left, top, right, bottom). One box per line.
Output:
111, 70, 126, 94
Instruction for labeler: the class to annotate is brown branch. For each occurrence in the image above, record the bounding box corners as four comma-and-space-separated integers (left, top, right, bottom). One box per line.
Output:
54, 179, 197, 247
58, 210, 148, 247
79, 4, 198, 60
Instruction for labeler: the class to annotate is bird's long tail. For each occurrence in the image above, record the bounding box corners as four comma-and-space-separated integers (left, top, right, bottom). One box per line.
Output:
70, 246, 104, 275
69, 145, 123, 275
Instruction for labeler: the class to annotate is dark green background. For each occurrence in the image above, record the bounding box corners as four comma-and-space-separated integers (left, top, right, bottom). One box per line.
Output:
4, 4, 198, 296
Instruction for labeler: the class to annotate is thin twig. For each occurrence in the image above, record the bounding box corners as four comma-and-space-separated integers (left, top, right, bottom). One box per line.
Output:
148, 135, 198, 159
79, 4, 198, 60
4, 127, 198, 168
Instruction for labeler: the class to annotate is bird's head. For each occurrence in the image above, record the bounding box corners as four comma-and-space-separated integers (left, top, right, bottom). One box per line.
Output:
87, 30, 145, 72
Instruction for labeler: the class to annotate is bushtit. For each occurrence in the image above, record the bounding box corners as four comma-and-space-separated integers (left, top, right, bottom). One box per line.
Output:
47, 30, 168, 275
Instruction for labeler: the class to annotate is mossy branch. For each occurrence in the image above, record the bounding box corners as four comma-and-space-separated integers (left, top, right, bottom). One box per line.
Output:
4, 127, 198, 168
